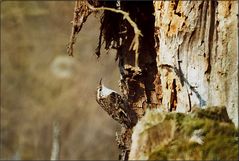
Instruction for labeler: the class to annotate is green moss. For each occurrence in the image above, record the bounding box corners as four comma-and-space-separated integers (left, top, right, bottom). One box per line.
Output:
192, 106, 232, 123
145, 106, 239, 160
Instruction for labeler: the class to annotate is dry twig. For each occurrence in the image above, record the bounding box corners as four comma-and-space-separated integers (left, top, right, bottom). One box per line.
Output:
67, 1, 92, 56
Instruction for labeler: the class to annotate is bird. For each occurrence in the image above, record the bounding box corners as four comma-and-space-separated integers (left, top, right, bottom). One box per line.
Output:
96, 79, 132, 128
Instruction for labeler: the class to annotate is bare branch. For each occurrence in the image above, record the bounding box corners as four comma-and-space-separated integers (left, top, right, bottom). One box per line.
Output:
67, 1, 92, 56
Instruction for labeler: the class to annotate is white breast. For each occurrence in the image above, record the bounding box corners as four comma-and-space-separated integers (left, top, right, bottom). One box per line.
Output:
101, 85, 117, 98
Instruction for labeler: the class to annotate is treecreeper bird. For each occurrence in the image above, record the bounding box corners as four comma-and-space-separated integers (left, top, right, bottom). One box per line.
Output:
96, 79, 133, 128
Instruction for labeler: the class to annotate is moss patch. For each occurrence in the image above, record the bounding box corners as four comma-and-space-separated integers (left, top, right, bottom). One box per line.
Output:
130, 106, 238, 160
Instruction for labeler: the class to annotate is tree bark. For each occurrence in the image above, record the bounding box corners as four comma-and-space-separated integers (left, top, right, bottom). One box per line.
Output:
154, 0, 238, 126
116, 2, 160, 160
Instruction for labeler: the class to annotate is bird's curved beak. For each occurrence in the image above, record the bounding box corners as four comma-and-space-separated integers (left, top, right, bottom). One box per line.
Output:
99, 78, 102, 86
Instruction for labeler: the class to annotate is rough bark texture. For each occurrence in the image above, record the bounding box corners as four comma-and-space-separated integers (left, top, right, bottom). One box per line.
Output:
115, 2, 161, 160
154, 1, 238, 126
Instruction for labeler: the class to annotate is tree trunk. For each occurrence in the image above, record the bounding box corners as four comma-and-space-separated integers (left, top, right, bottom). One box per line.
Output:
119, 0, 238, 160
116, 2, 160, 160
153, 0, 238, 126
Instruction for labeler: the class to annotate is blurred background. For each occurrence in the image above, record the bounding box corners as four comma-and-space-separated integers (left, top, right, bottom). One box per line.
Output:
1, 1, 121, 160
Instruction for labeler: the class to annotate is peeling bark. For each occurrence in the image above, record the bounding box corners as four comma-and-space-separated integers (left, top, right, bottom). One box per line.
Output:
154, 1, 238, 126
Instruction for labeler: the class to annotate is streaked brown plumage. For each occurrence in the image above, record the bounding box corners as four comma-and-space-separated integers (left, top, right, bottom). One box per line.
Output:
96, 79, 132, 127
